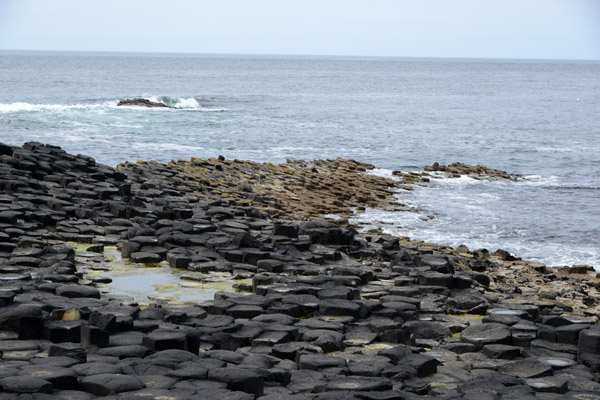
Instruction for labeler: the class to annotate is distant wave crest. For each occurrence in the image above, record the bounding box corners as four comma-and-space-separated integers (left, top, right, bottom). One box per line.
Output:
0, 97, 228, 113
146, 96, 227, 111
0, 101, 114, 113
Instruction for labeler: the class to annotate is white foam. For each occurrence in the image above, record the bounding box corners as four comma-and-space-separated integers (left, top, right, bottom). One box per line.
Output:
131, 142, 205, 152
366, 168, 398, 180
146, 95, 228, 111
0, 98, 228, 113
174, 97, 201, 109
0, 101, 115, 113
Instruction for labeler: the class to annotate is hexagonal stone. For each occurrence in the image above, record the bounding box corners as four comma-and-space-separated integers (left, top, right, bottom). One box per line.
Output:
0, 340, 39, 352
130, 252, 162, 263
48, 342, 87, 362
524, 376, 568, 393
299, 354, 346, 370
80, 374, 145, 396
401, 354, 440, 378
207, 367, 264, 397
20, 365, 78, 390
0, 376, 53, 393
97, 345, 150, 359
144, 349, 200, 364
499, 359, 553, 379
42, 320, 82, 343
142, 330, 187, 351
319, 299, 362, 318
0, 303, 43, 339
416, 272, 453, 288
482, 344, 521, 359
71, 362, 122, 376
227, 304, 264, 319
326, 376, 392, 391
251, 330, 292, 347
537, 356, 576, 370
461, 323, 511, 349
403, 321, 451, 340
56, 284, 100, 299
578, 328, 600, 362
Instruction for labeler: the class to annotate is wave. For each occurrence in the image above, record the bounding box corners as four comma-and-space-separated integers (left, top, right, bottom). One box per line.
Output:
146, 96, 227, 111
0, 101, 115, 113
0, 97, 228, 113
131, 142, 205, 152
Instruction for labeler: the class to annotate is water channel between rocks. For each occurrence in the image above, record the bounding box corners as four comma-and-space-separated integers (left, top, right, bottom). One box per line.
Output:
69, 243, 247, 304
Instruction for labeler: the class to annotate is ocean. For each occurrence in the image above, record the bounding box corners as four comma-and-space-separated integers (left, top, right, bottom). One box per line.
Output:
1, 50, 599, 269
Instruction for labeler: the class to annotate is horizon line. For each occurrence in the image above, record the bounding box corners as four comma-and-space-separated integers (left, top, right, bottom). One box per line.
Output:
1, 47, 599, 63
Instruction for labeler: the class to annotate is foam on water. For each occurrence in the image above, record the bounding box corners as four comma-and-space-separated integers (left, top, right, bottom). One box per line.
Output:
351, 170, 600, 269
0, 97, 228, 114
131, 142, 205, 152
147, 95, 228, 111
0, 101, 116, 113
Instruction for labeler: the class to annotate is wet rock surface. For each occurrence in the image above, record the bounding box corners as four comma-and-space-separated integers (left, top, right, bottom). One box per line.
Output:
116, 98, 175, 108
0, 141, 599, 398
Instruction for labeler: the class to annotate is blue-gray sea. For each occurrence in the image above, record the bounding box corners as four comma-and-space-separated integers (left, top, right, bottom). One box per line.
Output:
1, 50, 599, 269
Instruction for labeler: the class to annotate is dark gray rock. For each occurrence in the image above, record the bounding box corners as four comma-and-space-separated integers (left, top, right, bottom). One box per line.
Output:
326, 376, 392, 391
403, 321, 451, 340
80, 374, 145, 396
461, 322, 511, 349
71, 362, 122, 376
55, 284, 100, 299
142, 330, 187, 351
207, 367, 265, 397
299, 354, 346, 370
482, 344, 521, 359
48, 342, 87, 362
578, 328, 600, 362
97, 345, 151, 359
499, 359, 553, 379
19, 365, 78, 390
0, 303, 43, 339
0, 376, 53, 393
416, 271, 453, 288
319, 299, 363, 319
130, 251, 162, 263
117, 98, 174, 108
42, 320, 81, 343
524, 376, 568, 394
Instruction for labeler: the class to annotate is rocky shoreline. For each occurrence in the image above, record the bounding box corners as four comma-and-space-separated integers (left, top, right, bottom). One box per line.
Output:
0, 141, 599, 399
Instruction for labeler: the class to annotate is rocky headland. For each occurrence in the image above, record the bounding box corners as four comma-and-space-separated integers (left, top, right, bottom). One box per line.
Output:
0, 141, 599, 399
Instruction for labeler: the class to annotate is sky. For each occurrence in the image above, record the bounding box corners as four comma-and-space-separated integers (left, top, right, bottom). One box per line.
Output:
0, 0, 599, 60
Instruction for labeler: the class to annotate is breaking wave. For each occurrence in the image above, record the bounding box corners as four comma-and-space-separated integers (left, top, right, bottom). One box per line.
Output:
0, 97, 227, 113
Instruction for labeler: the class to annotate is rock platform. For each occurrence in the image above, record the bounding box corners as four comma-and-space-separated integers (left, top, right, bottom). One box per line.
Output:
0, 141, 599, 399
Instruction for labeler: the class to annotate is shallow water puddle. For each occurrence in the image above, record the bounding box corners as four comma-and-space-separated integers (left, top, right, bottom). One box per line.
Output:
68, 243, 242, 304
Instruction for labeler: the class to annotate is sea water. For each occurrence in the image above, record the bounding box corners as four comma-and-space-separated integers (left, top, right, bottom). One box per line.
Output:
1, 50, 598, 268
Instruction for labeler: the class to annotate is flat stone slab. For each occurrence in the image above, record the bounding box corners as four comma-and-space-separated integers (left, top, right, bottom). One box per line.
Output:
80, 373, 145, 396
207, 367, 265, 397
0, 375, 53, 393
130, 251, 162, 263
299, 354, 347, 370
56, 284, 101, 299
461, 322, 511, 349
20, 365, 78, 390
326, 376, 392, 391
524, 376, 569, 393
499, 359, 553, 379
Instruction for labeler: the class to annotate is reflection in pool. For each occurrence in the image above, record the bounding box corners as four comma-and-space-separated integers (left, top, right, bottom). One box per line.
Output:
73, 244, 245, 304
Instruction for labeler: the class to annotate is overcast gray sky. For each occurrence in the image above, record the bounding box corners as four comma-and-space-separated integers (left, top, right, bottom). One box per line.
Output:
0, 0, 598, 59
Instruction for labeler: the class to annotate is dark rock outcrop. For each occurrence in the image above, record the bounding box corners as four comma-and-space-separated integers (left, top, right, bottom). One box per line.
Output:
117, 98, 174, 108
